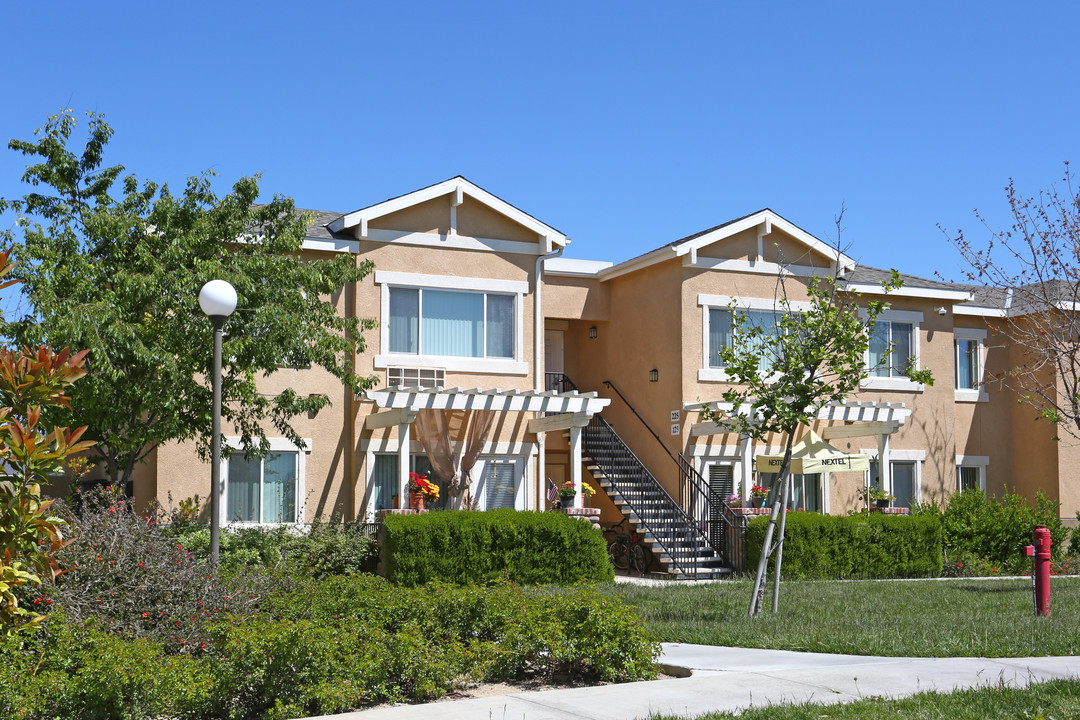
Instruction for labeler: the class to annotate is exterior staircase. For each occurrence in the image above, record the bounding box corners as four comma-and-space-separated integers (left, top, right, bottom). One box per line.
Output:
577, 415, 732, 579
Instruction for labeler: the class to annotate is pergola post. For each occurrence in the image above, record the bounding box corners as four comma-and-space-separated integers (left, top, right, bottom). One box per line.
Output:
876, 432, 891, 496
398, 420, 411, 506
740, 434, 754, 500
569, 423, 583, 509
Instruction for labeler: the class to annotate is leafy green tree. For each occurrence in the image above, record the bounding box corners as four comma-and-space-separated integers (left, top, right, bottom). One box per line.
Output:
0, 110, 376, 488
704, 220, 932, 615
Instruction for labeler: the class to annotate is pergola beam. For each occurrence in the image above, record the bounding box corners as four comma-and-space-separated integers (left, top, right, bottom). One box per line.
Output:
363, 407, 418, 430
821, 421, 901, 440
527, 411, 591, 434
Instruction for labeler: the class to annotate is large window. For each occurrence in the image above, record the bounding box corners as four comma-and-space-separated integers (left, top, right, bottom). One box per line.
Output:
868, 321, 913, 377
389, 287, 514, 359
479, 459, 518, 510
372, 454, 448, 512
709, 308, 785, 372
226, 450, 299, 523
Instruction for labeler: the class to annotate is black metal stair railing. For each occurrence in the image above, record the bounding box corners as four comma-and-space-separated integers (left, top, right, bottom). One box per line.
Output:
602, 379, 744, 572
581, 414, 717, 577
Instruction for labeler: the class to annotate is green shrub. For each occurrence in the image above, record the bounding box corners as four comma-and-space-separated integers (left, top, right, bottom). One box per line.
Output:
382, 510, 613, 586
746, 512, 943, 579
940, 489, 1070, 573
173, 520, 377, 577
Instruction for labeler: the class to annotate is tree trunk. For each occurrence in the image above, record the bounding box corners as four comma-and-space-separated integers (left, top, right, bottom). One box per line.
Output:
748, 436, 794, 617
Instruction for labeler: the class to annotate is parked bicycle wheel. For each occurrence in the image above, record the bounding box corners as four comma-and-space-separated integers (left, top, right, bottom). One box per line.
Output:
608, 537, 630, 570
630, 543, 652, 575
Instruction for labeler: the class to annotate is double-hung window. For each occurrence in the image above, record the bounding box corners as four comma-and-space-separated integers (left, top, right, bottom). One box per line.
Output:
865, 449, 925, 509
222, 438, 308, 524
954, 328, 988, 401
862, 309, 924, 391
956, 455, 988, 493
376, 271, 528, 374
699, 295, 811, 381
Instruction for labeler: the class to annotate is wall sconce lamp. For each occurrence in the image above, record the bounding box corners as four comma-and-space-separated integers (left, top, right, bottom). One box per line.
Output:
649, 368, 659, 382
589, 326, 598, 339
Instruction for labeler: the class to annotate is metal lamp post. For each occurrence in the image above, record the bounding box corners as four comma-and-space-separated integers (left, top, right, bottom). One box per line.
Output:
199, 279, 237, 566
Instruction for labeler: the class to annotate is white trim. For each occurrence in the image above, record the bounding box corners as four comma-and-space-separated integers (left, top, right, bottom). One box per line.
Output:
475, 455, 527, 510
689, 257, 833, 277
688, 444, 744, 457
365, 386, 610, 415
220, 437, 311, 526
362, 228, 544, 256
954, 328, 988, 341
862, 308, 925, 324
374, 270, 529, 295
956, 454, 989, 466
697, 294, 814, 312
329, 177, 568, 247
301, 236, 360, 253
954, 329, 989, 402
374, 355, 528, 375
953, 304, 1005, 317
861, 448, 926, 461
543, 257, 615, 277
861, 377, 925, 392
842, 282, 973, 301
861, 448, 925, 504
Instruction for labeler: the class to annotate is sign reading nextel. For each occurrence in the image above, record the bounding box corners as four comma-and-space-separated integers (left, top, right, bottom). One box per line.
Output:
763, 456, 852, 468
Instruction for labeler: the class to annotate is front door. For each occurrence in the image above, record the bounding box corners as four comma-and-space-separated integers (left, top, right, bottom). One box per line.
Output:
544, 329, 565, 390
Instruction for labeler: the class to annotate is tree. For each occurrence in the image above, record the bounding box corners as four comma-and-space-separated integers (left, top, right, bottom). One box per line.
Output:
703, 217, 931, 615
0, 110, 377, 489
948, 163, 1080, 441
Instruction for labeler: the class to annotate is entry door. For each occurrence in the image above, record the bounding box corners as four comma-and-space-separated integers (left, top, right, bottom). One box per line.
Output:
544, 330, 565, 389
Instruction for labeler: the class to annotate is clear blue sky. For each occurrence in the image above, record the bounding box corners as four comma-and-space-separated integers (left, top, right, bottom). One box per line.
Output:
2, 2, 1078, 290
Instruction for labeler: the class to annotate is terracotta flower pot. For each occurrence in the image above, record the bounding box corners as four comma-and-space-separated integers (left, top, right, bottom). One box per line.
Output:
409, 492, 424, 511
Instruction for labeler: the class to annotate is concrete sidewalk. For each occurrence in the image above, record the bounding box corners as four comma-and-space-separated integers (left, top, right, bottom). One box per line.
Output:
306, 643, 1080, 720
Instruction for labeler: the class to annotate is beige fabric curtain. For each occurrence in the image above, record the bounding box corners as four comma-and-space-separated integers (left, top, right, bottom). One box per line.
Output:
414, 409, 497, 508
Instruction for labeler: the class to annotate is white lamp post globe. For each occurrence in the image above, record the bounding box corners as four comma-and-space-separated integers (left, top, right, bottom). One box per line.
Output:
199, 280, 237, 318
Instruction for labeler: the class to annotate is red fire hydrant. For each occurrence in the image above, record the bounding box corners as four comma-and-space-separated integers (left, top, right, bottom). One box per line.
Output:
1033, 525, 1052, 617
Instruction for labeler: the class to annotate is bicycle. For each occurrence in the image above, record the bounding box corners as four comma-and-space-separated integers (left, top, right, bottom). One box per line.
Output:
602, 518, 653, 575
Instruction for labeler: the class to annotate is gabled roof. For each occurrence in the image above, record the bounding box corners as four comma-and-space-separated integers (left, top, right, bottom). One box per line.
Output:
599, 208, 854, 281
842, 265, 974, 302
326, 176, 569, 250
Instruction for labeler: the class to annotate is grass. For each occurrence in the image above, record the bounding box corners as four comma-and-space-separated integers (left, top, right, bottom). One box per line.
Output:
645, 678, 1080, 719
601, 576, 1080, 657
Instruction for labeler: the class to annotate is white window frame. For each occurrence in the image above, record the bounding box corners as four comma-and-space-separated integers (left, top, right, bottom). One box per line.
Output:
220, 437, 310, 526
860, 308, 925, 392
475, 456, 526, 510
698, 294, 812, 382
861, 447, 925, 506
956, 455, 989, 493
374, 270, 528, 375
954, 328, 989, 402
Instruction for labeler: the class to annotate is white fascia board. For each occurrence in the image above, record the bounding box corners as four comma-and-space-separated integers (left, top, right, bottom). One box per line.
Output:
956, 455, 990, 466
597, 246, 679, 281
373, 270, 529, 294
301, 236, 360, 254
954, 305, 1006, 317
698, 293, 814, 312
330, 178, 568, 247
544, 257, 614, 277
689, 257, 834, 277
674, 211, 854, 269
766, 213, 854, 270
363, 228, 543, 256
842, 282, 973, 302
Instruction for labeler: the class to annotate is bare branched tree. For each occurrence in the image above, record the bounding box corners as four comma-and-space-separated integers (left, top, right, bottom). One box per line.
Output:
947, 163, 1080, 441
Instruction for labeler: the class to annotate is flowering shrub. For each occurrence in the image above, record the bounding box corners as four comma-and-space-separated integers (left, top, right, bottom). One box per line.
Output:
559, 481, 596, 499
44, 485, 267, 653
408, 472, 439, 501
750, 485, 769, 501
725, 493, 742, 507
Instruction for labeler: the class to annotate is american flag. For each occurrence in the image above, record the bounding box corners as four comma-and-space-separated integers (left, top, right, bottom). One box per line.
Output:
547, 480, 560, 504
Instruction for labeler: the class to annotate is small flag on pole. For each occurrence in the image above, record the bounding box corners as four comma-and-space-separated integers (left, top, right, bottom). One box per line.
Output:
547, 480, 560, 504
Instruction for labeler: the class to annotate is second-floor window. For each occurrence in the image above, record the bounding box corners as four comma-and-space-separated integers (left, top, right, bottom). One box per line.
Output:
389, 287, 515, 359
709, 308, 785, 372
868, 321, 913, 377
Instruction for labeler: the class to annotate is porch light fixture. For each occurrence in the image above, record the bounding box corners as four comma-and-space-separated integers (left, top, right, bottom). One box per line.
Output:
589, 326, 598, 339
649, 368, 659, 382
199, 279, 237, 566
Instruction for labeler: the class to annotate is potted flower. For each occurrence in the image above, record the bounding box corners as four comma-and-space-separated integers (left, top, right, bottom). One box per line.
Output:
864, 486, 895, 508
750, 485, 769, 507
725, 492, 742, 508
558, 481, 595, 506
408, 472, 439, 510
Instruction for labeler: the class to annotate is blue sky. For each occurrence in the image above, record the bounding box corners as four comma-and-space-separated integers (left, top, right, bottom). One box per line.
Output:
2, 2, 1078, 293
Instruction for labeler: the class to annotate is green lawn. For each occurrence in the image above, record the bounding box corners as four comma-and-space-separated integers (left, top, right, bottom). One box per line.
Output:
602, 576, 1080, 657
645, 678, 1080, 720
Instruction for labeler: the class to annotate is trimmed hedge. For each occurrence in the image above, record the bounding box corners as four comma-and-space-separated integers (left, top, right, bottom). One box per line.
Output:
382, 509, 613, 586
746, 512, 943, 579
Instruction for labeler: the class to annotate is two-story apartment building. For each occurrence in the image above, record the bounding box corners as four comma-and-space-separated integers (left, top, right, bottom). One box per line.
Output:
131, 177, 1076, 577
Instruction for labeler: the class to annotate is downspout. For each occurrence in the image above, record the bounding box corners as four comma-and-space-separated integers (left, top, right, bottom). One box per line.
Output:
534, 242, 565, 510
